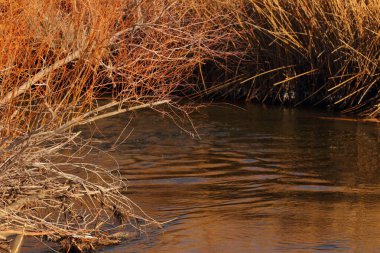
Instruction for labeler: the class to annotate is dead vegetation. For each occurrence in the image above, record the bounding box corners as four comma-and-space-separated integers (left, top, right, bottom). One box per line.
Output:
1, 0, 380, 252
194, 0, 380, 120
0, 0, 237, 251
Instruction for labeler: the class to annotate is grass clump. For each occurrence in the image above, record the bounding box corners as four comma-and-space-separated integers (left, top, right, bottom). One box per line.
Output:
197, 0, 380, 119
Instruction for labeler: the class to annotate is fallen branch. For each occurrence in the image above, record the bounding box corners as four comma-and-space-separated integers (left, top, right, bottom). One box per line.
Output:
0, 27, 135, 106
0, 50, 81, 105
55, 99, 170, 133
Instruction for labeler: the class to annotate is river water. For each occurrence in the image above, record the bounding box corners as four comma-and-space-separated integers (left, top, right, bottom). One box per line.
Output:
26, 104, 380, 253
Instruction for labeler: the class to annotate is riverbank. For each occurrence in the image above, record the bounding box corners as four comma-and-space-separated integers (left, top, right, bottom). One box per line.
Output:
190, 0, 380, 119
0, 0, 379, 252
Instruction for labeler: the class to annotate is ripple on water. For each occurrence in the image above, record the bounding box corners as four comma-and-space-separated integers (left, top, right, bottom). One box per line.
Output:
34, 105, 380, 253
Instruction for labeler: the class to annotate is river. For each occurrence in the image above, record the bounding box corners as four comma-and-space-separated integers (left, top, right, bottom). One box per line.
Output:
25, 104, 380, 253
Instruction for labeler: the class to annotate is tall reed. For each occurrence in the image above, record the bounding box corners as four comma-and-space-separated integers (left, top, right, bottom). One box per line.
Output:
199, 0, 380, 118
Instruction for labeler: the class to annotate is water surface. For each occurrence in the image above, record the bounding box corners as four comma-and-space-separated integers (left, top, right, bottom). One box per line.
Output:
26, 104, 380, 253
101, 105, 380, 253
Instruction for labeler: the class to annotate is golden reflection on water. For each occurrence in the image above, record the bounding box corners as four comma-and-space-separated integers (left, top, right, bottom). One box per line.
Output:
24, 105, 380, 253
93, 105, 380, 253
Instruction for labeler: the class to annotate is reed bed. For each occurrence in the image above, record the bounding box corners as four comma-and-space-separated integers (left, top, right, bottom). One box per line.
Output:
196, 0, 380, 119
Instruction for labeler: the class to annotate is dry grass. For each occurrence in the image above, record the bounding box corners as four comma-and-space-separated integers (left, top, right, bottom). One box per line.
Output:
196, 0, 380, 119
1, 0, 380, 251
0, 0, 237, 136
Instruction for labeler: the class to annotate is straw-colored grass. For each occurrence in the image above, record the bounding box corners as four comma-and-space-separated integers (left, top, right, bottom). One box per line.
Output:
1, 0, 380, 251
196, 0, 380, 119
